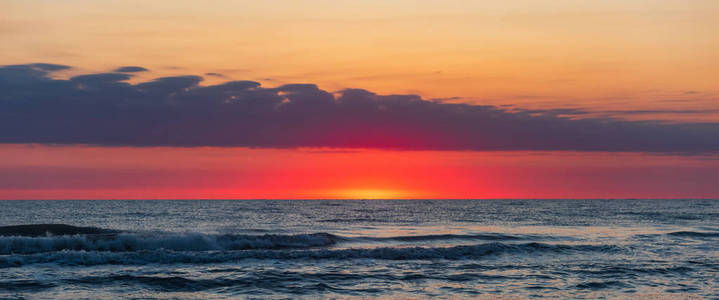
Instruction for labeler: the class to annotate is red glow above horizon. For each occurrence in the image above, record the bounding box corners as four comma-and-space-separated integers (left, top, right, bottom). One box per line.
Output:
1, 145, 718, 200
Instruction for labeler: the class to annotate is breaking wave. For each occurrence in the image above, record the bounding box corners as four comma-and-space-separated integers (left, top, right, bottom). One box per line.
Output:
0, 224, 620, 267
0, 224, 558, 255
0, 242, 619, 268
0, 232, 338, 255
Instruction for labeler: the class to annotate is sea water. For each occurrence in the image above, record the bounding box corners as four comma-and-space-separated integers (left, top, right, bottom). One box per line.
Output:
0, 199, 717, 299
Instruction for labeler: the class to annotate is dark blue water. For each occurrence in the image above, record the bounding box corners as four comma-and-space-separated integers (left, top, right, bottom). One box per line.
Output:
0, 199, 717, 299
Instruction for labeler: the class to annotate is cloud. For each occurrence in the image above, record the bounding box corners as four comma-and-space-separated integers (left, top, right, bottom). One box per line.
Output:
1, 63, 718, 153
204, 72, 225, 77
597, 109, 719, 115
114, 66, 148, 73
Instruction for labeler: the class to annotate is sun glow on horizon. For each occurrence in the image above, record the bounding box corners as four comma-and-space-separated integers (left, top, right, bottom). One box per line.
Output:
333, 188, 415, 200
0, 145, 718, 199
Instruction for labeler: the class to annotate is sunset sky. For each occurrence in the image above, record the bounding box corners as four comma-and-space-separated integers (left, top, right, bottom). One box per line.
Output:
1, 0, 718, 199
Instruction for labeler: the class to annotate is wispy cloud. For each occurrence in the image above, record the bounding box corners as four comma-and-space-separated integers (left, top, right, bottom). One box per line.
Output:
114, 66, 148, 73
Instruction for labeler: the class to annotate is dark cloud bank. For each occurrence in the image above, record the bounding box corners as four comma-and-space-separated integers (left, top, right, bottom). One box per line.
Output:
1, 63, 718, 153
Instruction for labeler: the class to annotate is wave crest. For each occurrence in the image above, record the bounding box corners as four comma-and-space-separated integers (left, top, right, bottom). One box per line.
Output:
0, 224, 117, 237
0, 242, 620, 268
0, 232, 337, 255
667, 231, 719, 238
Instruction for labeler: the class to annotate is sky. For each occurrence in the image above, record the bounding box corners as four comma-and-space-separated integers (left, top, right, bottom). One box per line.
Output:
1, 0, 718, 199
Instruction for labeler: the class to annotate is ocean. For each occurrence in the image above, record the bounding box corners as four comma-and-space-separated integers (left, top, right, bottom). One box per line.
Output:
0, 199, 717, 299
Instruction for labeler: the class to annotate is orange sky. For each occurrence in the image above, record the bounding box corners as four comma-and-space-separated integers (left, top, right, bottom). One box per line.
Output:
1, 1, 718, 199
2, 1, 718, 120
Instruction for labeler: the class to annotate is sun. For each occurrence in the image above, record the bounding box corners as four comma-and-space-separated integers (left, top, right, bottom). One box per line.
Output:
336, 189, 408, 200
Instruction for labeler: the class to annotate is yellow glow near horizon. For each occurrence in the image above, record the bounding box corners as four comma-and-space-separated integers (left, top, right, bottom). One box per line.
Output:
335, 189, 411, 200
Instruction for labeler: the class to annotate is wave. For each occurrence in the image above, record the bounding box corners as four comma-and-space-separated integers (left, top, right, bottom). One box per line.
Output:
0, 224, 118, 237
0, 232, 538, 255
0, 224, 558, 255
0, 232, 338, 255
574, 280, 629, 290
0, 242, 620, 268
366, 233, 526, 242
666, 231, 719, 238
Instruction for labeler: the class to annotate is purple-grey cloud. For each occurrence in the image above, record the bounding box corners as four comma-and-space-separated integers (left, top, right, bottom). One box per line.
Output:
204, 72, 226, 77
114, 66, 148, 73
1, 63, 718, 153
